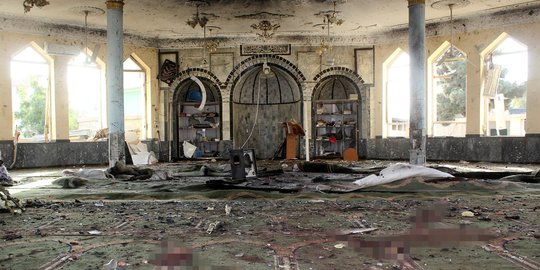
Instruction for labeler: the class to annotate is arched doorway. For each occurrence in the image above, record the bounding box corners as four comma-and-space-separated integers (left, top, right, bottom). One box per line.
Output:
312, 69, 363, 158
230, 61, 303, 159
172, 73, 222, 160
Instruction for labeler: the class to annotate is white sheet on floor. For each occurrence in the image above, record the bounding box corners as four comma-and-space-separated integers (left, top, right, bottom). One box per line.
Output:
353, 163, 454, 188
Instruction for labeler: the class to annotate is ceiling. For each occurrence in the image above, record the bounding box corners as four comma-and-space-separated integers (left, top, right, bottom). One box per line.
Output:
0, 0, 539, 40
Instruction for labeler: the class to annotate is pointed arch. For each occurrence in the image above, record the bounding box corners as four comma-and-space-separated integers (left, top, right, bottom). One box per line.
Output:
225, 55, 305, 159
311, 67, 366, 157
480, 33, 528, 136
382, 48, 410, 138
428, 41, 467, 137
12, 41, 53, 63
10, 42, 53, 142
169, 68, 223, 160
224, 54, 305, 102
312, 67, 365, 101
123, 54, 150, 141
67, 49, 106, 141
129, 53, 153, 140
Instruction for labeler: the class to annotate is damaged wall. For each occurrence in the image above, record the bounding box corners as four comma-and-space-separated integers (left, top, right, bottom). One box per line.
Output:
371, 20, 540, 138
1, 5, 540, 167
0, 30, 160, 142
366, 136, 540, 163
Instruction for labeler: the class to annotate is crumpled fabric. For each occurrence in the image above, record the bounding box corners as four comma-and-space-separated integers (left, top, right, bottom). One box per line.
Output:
354, 163, 454, 189
0, 163, 14, 186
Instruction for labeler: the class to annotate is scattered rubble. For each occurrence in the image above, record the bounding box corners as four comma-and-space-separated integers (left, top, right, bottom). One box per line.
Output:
0, 160, 538, 269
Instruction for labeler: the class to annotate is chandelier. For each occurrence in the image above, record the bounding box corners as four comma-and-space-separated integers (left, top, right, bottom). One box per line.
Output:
315, 1, 344, 58
251, 20, 280, 39
23, 0, 50, 13
186, 1, 209, 29
315, 18, 332, 57
316, 1, 344, 27
203, 26, 219, 53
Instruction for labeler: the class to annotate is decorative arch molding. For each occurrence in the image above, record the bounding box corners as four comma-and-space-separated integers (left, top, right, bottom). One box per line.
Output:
479, 32, 528, 137
382, 48, 409, 138
169, 68, 223, 160
311, 66, 370, 140
427, 41, 468, 137
169, 68, 222, 98
11, 41, 53, 63
312, 67, 365, 101
224, 54, 306, 102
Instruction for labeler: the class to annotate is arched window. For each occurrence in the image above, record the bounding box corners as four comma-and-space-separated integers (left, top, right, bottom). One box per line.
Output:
430, 43, 467, 137
482, 34, 527, 136
123, 57, 146, 141
384, 50, 410, 137
10, 45, 51, 142
67, 52, 105, 141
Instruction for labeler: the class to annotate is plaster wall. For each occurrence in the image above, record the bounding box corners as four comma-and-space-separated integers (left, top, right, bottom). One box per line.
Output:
0, 31, 159, 141
171, 45, 362, 146
372, 20, 540, 138
2, 9, 540, 166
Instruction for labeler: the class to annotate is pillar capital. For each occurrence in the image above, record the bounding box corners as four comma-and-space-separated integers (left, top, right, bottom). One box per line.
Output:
408, 0, 425, 6
106, 0, 124, 9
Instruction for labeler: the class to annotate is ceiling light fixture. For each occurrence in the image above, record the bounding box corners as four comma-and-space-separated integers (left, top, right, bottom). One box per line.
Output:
315, 1, 344, 58
199, 26, 220, 68
203, 26, 220, 53
186, 0, 210, 29
251, 20, 280, 39
261, 59, 275, 79
432, 0, 470, 61
315, 21, 331, 57
23, 0, 50, 13
315, 1, 345, 27
71, 6, 104, 64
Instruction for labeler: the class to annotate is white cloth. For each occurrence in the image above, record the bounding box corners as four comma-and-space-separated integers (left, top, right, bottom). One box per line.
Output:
128, 142, 159, 165
354, 163, 454, 189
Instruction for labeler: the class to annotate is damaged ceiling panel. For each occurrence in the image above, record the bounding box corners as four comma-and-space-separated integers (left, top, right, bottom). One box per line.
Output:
0, 0, 538, 39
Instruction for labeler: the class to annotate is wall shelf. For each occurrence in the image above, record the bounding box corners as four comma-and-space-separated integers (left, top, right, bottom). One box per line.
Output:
312, 99, 359, 158
178, 102, 222, 157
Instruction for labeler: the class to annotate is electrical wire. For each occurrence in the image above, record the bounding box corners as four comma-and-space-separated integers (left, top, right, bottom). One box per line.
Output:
240, 68, 263, 149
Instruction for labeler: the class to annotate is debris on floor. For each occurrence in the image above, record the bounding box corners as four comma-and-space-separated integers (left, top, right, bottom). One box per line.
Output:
53, 176, 89, 188
0, 159, 14, 186
0, 186, 25, 214
1, 160, 539, 269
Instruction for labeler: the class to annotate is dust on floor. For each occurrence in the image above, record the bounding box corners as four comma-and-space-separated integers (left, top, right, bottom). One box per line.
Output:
1, 160, 539, 270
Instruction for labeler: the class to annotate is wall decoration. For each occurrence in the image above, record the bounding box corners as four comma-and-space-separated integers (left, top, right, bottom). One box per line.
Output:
210, 52, 234, 82
297, 51, 321, 82
240, 44, 291, 56
354, 47, 375, 85
251, 20, 280, 39
158, 51, 179, 87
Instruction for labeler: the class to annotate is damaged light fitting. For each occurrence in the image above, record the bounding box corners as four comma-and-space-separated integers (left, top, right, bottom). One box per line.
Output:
203, 26, 220, 53
186, 0, 210, 28
23, 0, 50, 13
315, 0, 345, 27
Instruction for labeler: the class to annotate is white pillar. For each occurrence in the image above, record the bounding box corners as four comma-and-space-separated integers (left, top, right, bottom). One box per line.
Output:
106, 0, 125, 166
408, 0, 427, 165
